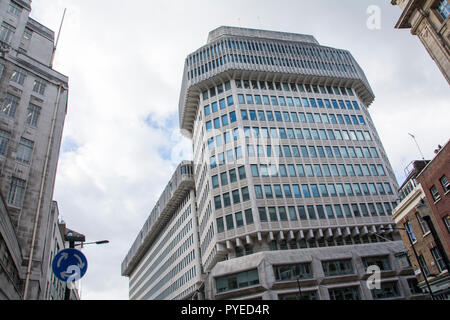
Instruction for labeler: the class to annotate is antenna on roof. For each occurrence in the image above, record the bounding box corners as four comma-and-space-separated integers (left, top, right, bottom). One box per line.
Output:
50, 8, 67, 68
408, 133, 425, 161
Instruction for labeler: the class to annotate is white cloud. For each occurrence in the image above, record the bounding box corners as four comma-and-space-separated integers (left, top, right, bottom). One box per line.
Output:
29, 0, 450, 300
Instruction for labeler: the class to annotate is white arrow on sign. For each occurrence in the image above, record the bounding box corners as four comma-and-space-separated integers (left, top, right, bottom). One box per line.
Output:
57, 252, 69, 268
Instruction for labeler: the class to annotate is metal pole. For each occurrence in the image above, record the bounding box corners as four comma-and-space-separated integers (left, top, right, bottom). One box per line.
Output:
380, 227, 435, 300
423, 216, 450, 273
404, 229, 435, 300
64, 240, 75, 301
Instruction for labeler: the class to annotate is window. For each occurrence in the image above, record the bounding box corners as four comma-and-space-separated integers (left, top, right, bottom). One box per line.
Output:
8, 177, 26, 207
407, 278, 423, 295
362, 256, 391, 271
0, 22, 15, 44
371, 282, 400, 300
11, 67, 27, 85
8, 2, 23, 16
241, 187, 250, 202
416, 213, 430, 234
258, 207, 268, 222
235, 212, 244, 228
278, 291, 318, 301
431, 247, 448, 272
217, 218, 225, 233
33, 78, 47, 95
16, 138, 34, 164
444, 216, 450, 233
430, 185, 441, 202
329, 286, 360, 300
440, 176, 450, 193
225, 214, 234, 230
26, 104, 41, 127
216, 269, 259, 294
1, 94, 20, 117
0, 129, 11, 156
437, 0, 450, 19
322, 259, 354, 277
245, 209, 254, 225
273, 263, 313, 281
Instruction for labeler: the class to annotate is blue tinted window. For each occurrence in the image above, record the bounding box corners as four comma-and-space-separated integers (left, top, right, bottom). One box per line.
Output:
229, 111, 237, 123
358, 116, 366, 125
214, 118, 221, 129
204, 105, 211, 116
227, 95, 234, 106
206, 121, 212, 131
241, 110, 249, 120
219, 99, 226, 110
332, 100, 339, 109
221, 115, 229, 126
238, 94, 245, 104
302, 98, 309, 107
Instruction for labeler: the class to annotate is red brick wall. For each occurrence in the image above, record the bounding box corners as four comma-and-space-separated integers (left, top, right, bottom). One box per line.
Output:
416, 141, 450, 253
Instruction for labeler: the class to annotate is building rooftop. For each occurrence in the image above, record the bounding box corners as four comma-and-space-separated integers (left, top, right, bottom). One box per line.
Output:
207, 26, 319, 45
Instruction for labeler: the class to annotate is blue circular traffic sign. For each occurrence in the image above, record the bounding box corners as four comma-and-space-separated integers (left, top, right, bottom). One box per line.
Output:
52, 249, 88, 282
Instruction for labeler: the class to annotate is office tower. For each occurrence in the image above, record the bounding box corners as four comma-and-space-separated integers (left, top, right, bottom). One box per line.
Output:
391, 0, 450, 83
122, 161, 204, 300
0, 1, 69, 299
181, 26, 419, 300
124, 26, 421, 300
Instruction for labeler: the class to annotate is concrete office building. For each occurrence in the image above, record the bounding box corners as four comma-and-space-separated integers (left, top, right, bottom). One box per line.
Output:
0, 0, 69, 299
123, 26, 422, 300
122, 161, 204, 300
391, 0, 450, 83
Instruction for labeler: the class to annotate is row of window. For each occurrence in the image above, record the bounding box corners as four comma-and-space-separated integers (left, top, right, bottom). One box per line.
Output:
216, 202, 394, 234
213, 187, 250, 210
235, 81, 355, 97
209, 143, 380, 169
0, 61, 47, 95
205, 110, 368, 137
248, 162, 387, 179
191, 38, 352, 70
0, 129, 34, 164
239, 108, 366, 127
216, 209, 254, 233
188, 42, 356, 81
236, 93, 361, 111
252, 182, 394, 201
255, 202, 393, 222
1, 93, 41, 126
430, 175, 449, 202
212, 163, 388, 192
216, 263, 412, 299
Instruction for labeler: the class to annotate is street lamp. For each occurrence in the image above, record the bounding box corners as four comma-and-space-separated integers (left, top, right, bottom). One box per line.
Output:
379, 227, 435, 300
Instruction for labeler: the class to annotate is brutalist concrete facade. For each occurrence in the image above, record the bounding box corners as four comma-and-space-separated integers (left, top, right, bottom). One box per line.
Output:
122, 161, 204, 300
0, 0, 69, 299
123, 26, 425, 300
180, 26, 419, 300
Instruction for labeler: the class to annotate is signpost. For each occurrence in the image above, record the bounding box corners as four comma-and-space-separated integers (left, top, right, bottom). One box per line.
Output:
52, 248, 88, 299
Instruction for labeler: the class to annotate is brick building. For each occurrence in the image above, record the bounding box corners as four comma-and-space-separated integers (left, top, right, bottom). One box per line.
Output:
392, 140, 450, 300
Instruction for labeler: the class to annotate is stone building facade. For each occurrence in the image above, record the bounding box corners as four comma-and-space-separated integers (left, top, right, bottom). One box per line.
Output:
0, 0, 69, 299
391, 0, 450, 83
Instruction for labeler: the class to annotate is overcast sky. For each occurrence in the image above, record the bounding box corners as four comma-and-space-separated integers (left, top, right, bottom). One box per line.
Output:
29, 0, 449, 300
